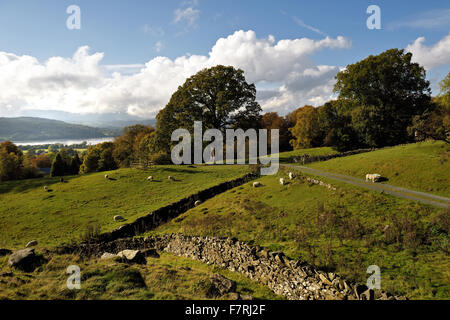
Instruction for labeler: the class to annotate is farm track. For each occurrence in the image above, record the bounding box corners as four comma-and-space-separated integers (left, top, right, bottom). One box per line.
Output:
282, 164, 450, 209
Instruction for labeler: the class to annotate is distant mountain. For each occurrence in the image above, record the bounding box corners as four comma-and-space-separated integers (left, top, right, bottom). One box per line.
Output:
19, 110, 156, 129
0, 117, 121, 142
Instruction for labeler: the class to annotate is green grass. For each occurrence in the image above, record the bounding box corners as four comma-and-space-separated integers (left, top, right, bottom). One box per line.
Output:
148, 168, 449, 299
307, 141, 450, 197
0, 165, 249, 249
0, 252, 281, 300
276, 147, 339, 163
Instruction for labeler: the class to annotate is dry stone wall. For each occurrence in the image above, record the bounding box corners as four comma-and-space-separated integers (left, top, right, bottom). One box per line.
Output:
55, 234, 405, 300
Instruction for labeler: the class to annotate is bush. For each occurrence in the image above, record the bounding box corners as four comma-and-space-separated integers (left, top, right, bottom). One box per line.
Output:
150, 152, 172, 165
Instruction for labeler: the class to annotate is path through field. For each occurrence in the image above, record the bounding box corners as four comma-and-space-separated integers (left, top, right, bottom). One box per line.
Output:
282, 164, 450, 209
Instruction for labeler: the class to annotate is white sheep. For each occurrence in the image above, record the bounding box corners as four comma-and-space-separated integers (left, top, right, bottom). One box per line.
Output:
168, 176, 175, 181
280, 178, 286, 185
147, 176, 153, 182
194, 200, 202, 206
288, 172, 295, 180
365, 173, 381, 183
43, 186, 49, 192
253, 181, 262, 188
105, 174, 109, 179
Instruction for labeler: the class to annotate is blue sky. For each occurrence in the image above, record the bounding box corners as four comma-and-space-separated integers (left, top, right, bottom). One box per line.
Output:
0, 0, 449, 118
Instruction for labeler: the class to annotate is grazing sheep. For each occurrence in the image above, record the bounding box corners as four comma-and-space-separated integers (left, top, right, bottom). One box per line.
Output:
147, 176, 153, 182
114, 215, 125, 221
365, 173, 381, 183
43, 186, 49, 192
194, 200, 202, 206
26, 240, 38, 248
105, 174, 109, 179
280, 178, 286, 185
253, 181, 262, 188
288, 172, 295, 180
168, 176, 175, 181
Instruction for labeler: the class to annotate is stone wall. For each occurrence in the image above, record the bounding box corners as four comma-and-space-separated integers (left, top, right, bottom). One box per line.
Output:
55, 234, 404, 300
92, 173, 256, 243
291, 148, 374, 164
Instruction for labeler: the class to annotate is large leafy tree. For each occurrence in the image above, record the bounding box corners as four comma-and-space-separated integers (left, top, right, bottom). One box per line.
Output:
155, 65, 262, 152
289, 105, 324, 149
113, 125, 154, 167
334, 48, 431, 147
80, 142, 117, 173
260, 112, 292, 152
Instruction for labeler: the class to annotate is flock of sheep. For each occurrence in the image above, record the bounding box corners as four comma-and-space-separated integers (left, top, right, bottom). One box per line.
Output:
252, 172, 296, 188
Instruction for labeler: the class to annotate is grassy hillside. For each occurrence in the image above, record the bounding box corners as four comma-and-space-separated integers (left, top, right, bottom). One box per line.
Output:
0, 117, 118, 142
0, 252, 280, 300
149, 168, 449, 299
307, 141, 450, 197
277, 147, 339, 163
0, 165, 248, 249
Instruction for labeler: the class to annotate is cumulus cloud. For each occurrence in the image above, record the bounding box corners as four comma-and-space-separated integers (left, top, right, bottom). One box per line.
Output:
0, 30, 351, 118
406, 33, 450, 70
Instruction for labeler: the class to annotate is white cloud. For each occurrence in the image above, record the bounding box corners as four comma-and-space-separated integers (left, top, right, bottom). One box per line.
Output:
173, 7, 200, 27
155, 41, 164, 53
406, 33, 450, 70
0, 30, 351, 118
389, 8, 450, 30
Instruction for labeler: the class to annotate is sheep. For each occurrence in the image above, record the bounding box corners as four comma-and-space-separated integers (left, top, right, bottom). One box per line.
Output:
288, 172, 295, 180
147, 176, 153, 182
280, 178, 286, 185
365, 173, 381, 183
114, 215, 125, 221
43, 186, 49, 192
194, 200, 202, 206
253, 181, 262, 188
168, 176, 175, 181
105, 174, 109, 179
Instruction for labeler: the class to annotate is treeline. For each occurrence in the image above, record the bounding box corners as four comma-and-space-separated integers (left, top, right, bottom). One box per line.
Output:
1, 48, 448, 181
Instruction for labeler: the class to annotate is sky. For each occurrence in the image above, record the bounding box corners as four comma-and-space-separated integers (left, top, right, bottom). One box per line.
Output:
0, 0, 449, 119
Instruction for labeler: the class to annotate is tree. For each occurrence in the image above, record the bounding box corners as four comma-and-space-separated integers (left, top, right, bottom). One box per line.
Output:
80, 142, 117, 173
260, 112, 292, 152
69, 153, 82, 175
334, 48, 431, 146
289, 106, 324, 149
437, 72, 450, 107
113, 125, 154, 167
155, 65, 262, 153
0, 141, 23, 181
32, 154, 52, 168
50, 153, 66, 177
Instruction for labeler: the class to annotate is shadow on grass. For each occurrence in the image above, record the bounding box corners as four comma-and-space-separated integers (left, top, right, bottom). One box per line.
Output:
0, 175, 78, 195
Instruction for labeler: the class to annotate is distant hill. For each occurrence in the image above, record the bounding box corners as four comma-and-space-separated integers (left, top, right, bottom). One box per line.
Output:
0, 117, 120, 142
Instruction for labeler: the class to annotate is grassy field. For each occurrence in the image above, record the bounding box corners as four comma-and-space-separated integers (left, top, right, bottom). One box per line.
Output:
149, 168, 449, 299
276, 147, 338, 163
0, 252, 281, 300
0, 165, 249, 249
307, 141, 450, 197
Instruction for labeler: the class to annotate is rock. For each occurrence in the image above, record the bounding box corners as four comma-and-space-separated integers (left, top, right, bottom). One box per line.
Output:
114, 215, 125, 221
229, 292, 240, 300
354, 284, 369, 300
206, 274, 237, 298
26, 240, 38, 248
319, 273, 333, 286
240, 294, 254, 300
0, 272, 13, 277
142, 248, 160, 258
8, 248, 43, 272
100, 252, 117, 260
0, 248, 12, 256
116, 250, 146, 264
360, 289, 375, 300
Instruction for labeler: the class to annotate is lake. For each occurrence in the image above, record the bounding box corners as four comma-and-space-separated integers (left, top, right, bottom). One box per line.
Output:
13, 137, 115, 146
